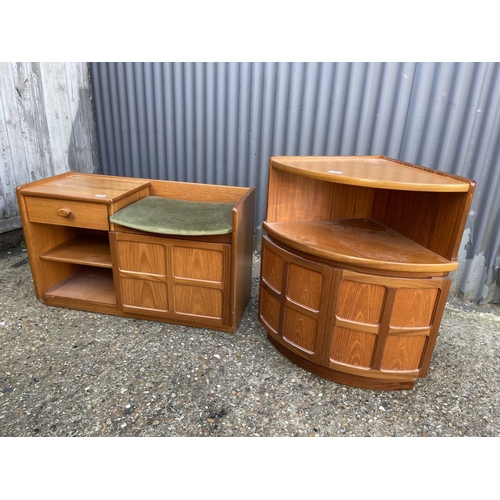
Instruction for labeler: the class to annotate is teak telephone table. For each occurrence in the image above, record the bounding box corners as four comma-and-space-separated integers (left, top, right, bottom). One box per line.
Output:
16, 172, 255, 333
258, 156, 475, 390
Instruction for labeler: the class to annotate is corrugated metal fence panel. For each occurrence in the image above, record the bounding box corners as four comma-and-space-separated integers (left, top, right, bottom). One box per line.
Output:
0, 62, 99, 233
90, 62, 500, 304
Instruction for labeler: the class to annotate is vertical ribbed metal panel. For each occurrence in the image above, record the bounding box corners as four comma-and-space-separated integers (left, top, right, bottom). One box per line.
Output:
90, 62, 500, 304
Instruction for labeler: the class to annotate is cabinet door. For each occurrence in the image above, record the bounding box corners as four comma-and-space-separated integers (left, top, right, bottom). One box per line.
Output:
111, 233, 231, 327
171, 242, 229, 323
323, 269, 451, 379
113, 235, 169, 314
259, 236, 333, 363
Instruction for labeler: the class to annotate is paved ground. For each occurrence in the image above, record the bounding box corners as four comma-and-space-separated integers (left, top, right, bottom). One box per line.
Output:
1, 242, 499, 438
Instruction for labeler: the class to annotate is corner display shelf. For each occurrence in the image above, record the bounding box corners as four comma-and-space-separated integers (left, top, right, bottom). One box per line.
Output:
258, 156, 475, 390
17, 172, 255, 333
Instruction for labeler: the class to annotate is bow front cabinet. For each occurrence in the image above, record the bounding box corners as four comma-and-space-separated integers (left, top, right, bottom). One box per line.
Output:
258, 156, 475, 390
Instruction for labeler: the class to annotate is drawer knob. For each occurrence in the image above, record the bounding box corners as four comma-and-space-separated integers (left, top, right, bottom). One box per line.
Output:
57, 208, 72, 218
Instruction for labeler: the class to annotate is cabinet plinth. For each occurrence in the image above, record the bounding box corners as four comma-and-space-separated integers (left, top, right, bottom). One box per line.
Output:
17, 172, 255, 332
258, 156, 475, 390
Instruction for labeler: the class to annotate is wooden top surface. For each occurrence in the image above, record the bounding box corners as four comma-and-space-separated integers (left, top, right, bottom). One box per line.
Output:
19, 173, 150, 203
263, 218, 458, 273
270, 156, 472, 192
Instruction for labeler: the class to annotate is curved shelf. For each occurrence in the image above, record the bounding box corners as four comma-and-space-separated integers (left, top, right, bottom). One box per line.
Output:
271, 156, 471, 192
263, 218, 458, 273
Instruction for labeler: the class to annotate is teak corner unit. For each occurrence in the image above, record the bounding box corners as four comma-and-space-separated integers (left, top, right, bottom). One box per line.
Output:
17, 172, 255, 333
258, 156, 475, 390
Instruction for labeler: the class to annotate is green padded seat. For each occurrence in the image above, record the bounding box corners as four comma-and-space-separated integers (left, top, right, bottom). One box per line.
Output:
109, 196, 235, 236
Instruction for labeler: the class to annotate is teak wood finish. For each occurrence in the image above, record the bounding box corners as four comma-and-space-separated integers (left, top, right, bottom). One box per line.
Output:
258, 156, 475, 390
17, 172, 255, 332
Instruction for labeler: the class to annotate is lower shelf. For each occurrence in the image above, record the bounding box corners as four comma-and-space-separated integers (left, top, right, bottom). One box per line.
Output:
40, 265, 240, 332
44, 267, 116, 307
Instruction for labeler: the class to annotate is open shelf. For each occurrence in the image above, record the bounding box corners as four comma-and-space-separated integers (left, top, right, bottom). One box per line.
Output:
18, 171, 255, 332
259, 156, 475, 389
44, 267, 116, 306
40, 235, 112, 268
263, 218, 458, 273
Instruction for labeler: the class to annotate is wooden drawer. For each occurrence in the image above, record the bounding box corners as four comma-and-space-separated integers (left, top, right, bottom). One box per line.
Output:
24, 197, 109, 230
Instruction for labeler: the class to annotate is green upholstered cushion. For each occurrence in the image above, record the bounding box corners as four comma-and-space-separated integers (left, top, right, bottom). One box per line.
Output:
109, 196, 234, 235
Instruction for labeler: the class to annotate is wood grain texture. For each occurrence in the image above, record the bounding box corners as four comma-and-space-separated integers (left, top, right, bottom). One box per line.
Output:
111, 232, 230, 327
336, 280, 386, 324
326, 270, 450, 375
391, 288, 438, 327
16, 187, 80, 297
44, 267, 116, 306
17, 172, 254, 332
21, 173, 151, 233
418, 279, 451, 377
172, 246, 223, 282
25, 196, 110, 230
258, 287, 281, 334
121, 278, 169, 312
266, 156, 475, 264
264, 219, 458, 273
231, 187, 255, 329
40, 234, 112, 268
371, 189, 474, 261
174, 285, 223, 319
148, 178, 249, 203
380, 335, 427, 371
259, 156, 473, 389
116, 239, 167, 275
20, 172, 150, 203
267, 335, 416, 390
108, 187, 150, 218
261, 243, 284, 293
270, 156, 471, 191
282, 307, 318, 353
287, 263, 323, 312
330, 327, 377, 368
259, 236, 333, 363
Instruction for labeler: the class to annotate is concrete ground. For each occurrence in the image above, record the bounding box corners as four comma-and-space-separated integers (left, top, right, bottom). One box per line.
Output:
1, 240, 499, 439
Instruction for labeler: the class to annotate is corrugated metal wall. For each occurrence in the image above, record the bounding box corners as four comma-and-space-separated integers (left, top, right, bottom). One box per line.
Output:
0, 62, 99, 233
91, 62, 500, 304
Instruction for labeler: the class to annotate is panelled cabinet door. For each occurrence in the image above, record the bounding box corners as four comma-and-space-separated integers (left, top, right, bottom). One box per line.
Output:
259, 236, 333, 363
323, 269, 451, 380
114, 236, 170, 314
171, 243, 229, 322
110, 233, 231, 327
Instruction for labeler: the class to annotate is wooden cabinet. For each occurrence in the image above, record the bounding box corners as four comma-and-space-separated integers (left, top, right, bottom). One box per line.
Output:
17, 173, 150, 314
17, 172, 255, 332
110, 232, 231, 329
258, 156, 475, 390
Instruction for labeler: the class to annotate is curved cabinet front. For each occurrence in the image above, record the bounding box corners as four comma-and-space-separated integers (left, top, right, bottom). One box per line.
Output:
258, 235, 334, 365
258, 236, 451, 390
